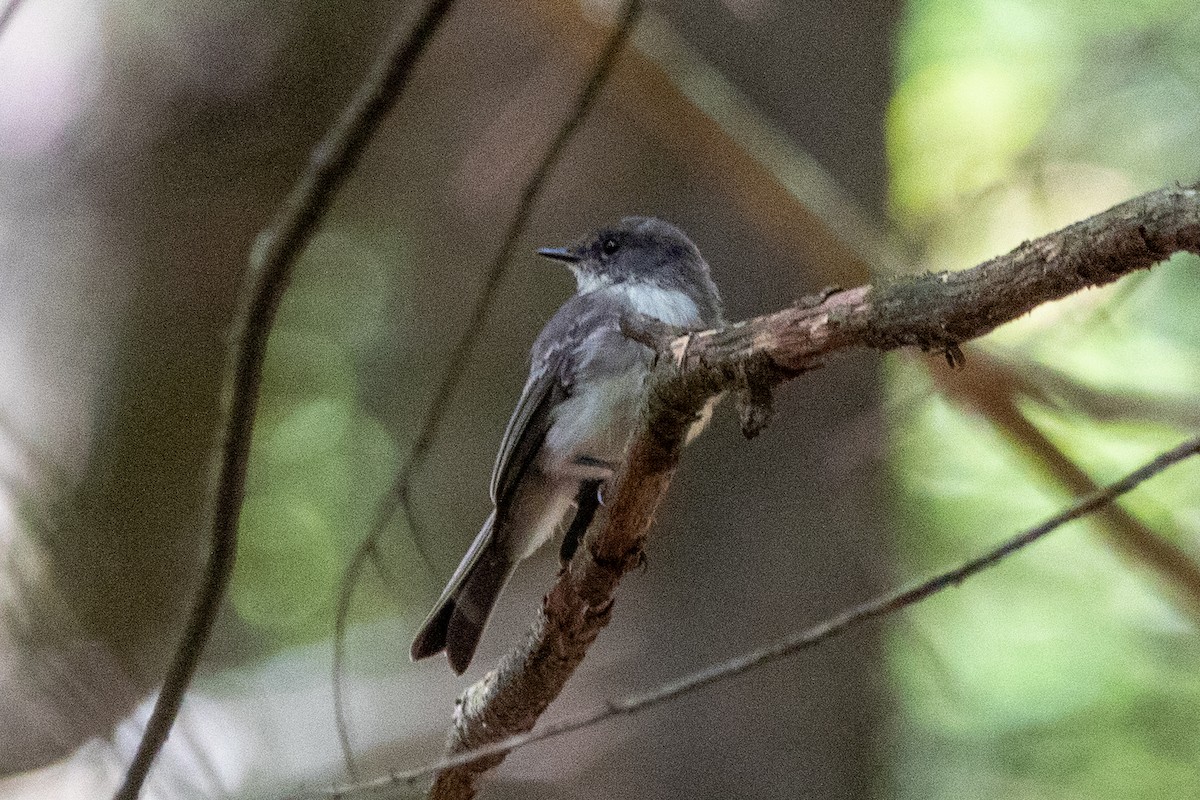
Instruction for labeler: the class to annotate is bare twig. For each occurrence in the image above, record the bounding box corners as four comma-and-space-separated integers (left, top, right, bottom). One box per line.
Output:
423, 183, 1200, 797
990, 356, 1200, 430
331, 0, 643, 776
0, 0, 26, 42
112, 2, 458, 797
931, 348, 1200, 615
334, 484, 425, 779
524, 4, 909, 286
306, 431, 1200, 798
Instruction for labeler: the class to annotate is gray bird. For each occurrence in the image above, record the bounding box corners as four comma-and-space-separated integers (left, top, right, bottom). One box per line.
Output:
410, 217, 725, 674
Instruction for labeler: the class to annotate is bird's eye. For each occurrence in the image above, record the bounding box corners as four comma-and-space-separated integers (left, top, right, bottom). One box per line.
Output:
601, 238, 620, 256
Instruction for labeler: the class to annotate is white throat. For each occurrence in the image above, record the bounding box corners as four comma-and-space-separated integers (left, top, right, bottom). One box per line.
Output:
576, 274, 701, 327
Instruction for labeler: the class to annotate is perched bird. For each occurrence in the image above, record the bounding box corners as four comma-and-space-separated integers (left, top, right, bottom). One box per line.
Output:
410, 217, 725, 674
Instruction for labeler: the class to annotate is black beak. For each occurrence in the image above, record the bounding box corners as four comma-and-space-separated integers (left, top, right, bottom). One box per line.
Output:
537, 246, 582, 263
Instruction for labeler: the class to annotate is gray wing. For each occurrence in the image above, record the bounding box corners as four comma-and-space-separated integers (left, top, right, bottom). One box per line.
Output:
488, 291, 631, 506
489, 341, 571, 506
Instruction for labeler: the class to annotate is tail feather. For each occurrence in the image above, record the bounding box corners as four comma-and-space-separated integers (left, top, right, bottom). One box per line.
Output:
409, 600, 455, 662
410, 515, 514, 674
443, 551, 512, 674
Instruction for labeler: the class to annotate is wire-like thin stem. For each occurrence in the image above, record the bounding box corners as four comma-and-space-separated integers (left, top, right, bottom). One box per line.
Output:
0, 0, 27, 41
311, 432, 1200, 798
330, 0, 643, 774
112, 2, 458, 797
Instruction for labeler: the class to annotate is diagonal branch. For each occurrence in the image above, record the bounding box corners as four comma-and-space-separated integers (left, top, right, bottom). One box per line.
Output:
312, 429, 1200, 799
0, 0, 26, 41
427, 182, 1200, 798
112, 2, 459, 797
331, 0, 643, 777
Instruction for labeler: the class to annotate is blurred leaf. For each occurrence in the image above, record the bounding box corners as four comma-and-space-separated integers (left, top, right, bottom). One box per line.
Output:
232, 221, 413, 648
888, 2, 1200, 797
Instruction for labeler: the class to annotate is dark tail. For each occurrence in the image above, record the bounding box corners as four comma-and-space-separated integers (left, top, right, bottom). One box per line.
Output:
410, 527, 514, 674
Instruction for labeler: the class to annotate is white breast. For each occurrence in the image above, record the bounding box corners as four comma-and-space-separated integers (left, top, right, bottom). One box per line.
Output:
612, 282, 701, 327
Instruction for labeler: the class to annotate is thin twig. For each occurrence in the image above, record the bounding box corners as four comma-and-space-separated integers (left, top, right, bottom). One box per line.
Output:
308, 431, 1200, 798
112, 2, 458, 797
382, 0, 643, 544
971, 356, 1200, 429
331, 0, 643, 776
523, 3, 906, 286
0, 0, 26, 41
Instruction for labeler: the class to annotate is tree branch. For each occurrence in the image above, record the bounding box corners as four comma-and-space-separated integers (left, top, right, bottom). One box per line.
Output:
112, 2, 458, 797
427, 182, 1200, 798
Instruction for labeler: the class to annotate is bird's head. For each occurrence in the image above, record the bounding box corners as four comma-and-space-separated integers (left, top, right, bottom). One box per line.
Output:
537, 216, 724, 325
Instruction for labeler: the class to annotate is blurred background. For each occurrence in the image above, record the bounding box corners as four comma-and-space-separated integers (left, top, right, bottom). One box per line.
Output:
0, 0, 1198, 798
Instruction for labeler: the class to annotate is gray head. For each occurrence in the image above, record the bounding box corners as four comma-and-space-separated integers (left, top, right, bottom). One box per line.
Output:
538, 216, 724, 325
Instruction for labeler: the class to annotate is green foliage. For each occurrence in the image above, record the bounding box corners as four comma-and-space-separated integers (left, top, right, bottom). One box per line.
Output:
231, 225, 412, 648
888, 1, 1200, 798
892, 0, 1200, 268
891, 361, 1200, 799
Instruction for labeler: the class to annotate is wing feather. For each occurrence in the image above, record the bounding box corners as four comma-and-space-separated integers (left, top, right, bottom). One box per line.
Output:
489, 348, 569, 505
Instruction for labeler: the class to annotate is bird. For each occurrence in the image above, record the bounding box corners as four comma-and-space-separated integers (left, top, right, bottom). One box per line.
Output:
410, 216, 725, 674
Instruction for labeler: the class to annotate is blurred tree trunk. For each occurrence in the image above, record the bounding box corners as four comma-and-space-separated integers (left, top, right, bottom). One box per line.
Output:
0, 0, 394, 773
